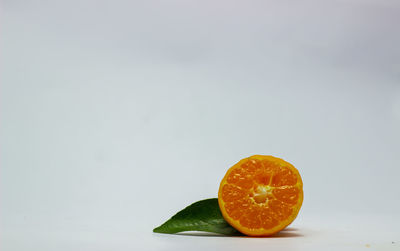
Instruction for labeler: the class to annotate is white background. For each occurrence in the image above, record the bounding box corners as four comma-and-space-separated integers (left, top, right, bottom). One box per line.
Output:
1, 0, 400, 250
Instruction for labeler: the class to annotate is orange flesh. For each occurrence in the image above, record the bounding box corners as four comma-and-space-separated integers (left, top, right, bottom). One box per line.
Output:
218, 155, 303, 236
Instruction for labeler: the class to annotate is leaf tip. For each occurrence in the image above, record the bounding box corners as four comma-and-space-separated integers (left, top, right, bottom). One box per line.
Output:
153, 225, 167, 233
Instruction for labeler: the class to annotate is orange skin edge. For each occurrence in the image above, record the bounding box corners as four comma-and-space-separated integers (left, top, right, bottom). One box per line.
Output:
218, 155, 304, 236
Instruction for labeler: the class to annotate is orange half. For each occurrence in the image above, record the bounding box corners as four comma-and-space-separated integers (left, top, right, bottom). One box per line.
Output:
218, 155, 303, 236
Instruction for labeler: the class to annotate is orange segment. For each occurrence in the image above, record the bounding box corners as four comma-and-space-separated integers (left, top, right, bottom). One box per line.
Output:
272, 187, 300, 205
226, 168, 254, 189
218, 155, 303, 236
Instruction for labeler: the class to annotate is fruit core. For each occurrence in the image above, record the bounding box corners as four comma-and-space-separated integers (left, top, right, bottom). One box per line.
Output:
251, 185, 273, 204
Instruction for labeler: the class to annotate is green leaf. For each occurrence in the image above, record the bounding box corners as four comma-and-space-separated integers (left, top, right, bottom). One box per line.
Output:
153, 198, 241, 235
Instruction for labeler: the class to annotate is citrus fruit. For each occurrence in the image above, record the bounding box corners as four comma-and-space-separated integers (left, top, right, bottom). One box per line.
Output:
218, 155, 303, 236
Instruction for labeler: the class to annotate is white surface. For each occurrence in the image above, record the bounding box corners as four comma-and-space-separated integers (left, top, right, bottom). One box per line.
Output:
3, 213, 400, 250
1, 0, 400, 250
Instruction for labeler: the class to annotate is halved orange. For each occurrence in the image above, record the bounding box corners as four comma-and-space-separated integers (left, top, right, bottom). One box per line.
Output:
218, 155, 303, 236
